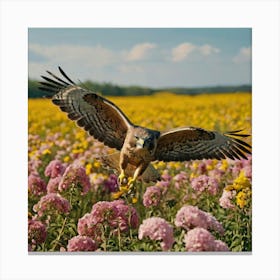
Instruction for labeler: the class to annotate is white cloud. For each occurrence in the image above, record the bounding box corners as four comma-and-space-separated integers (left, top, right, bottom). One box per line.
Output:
233, 47, 251, 63
171, 42, 220, 62
198, 44, 220, 56
29, 44, 116, 67
125, 43, 157, 61
171, 43, 196, 62
28, 43, 159, 79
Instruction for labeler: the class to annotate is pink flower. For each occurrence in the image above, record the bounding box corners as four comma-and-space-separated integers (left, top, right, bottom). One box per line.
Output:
243, 165, 252, 180
103, 174, 118, 193
58, 164, 91, 194
231, 161, 243, 177
207, 177, 219, 195
28, 219, 47, 245
184, 228, 229, 252
143, 186, 162, 207
28, 158, 42, 175
161, 170, 172, 182
110, 200, 139, 231
175, 205, 224, 234
173, 171, 188, 182
28, 173, 47, 196
191, 175, 219, 195
191, 175, 208, 193
44, 160, 65, 178
184, 227, 216, 251
78, 200, 139, 242
138, 217, 174, 251
213, 240, 229, 251
219, 190, 235, 209
46, 176, 62, 193
33, 193, 71, 217
173, 171, 188, 189
77, 213, 102, 241
67, 236, 98, 252
208, 168, 224, 180
156, 180, 170, 189
198, 162, 207, 174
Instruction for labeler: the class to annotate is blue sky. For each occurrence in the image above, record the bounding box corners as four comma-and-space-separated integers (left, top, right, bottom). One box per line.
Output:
28, 28, 251, 88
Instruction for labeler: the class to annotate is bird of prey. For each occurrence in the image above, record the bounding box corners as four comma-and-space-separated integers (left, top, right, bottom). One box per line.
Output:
39, 67, 251, 188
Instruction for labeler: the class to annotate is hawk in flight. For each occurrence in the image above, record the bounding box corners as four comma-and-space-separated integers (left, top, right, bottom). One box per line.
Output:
39, 67, 251, 188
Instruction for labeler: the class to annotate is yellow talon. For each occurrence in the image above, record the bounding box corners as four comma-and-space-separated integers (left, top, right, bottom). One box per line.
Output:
111, 190, 124, 199
119, 185, 130, 192
118, 170, 126, 184
128, 177, 136, 187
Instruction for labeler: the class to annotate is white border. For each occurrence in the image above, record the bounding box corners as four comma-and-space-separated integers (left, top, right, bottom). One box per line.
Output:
1, 1, 279, 280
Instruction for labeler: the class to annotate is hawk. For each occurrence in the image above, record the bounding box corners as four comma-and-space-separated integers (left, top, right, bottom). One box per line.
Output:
39, 67, 251, 188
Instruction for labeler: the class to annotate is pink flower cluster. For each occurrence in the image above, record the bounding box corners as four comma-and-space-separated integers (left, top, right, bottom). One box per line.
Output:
191, 175, 219, 195
78, 200, 139, 242
44, 160, 66, 178
103, 173, 118, 193
58, 164, 91, 194
143, 186, 162, 207
28, 173, 47, 196
175, 205, 224, 235
67, 235, 97, 252
184, 227, 229, 252
33, 193, 71, 217
138, 217, 174, 251
231, 156, 252, 180
47, 176, 62, 193
173, 171, 188, 189
219, 189, 236, 209
28, 219, 47, 245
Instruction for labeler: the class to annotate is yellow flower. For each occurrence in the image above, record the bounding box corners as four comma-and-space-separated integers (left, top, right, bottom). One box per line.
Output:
233, 171, 251, 190
93, 161, 101, 169
72, 148, 84, 154
190, 172, 197, 180
154, 161, 166, 169
191, 162, 199, 170
85, 163, 92, 175
132, 197, 138, 204
225, 184, 234, 191
63, 156, 70, 163
42, 149, 51, 155
168, 162, 181, 170
219, 159, 228, 171
236, 191, 247, 208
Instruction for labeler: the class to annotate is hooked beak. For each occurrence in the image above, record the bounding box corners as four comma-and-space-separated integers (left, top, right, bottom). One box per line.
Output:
136, 138, 145, 148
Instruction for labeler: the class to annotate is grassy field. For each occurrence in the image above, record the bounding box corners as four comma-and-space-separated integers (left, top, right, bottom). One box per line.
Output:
28, 92, 252, 252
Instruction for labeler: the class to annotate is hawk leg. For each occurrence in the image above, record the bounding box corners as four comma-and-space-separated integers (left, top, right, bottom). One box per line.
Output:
128, 163, 148, 187
118, 154, 129, 185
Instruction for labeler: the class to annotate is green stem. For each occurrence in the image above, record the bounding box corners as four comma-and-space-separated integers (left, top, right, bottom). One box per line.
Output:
118, 226, 122, 251
50, 217, 67, 251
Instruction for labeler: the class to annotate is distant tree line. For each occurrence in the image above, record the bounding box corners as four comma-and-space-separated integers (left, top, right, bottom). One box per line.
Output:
28, 79, 252, 98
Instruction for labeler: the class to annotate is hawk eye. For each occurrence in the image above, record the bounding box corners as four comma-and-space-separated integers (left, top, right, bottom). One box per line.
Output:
134, 135, 139, 140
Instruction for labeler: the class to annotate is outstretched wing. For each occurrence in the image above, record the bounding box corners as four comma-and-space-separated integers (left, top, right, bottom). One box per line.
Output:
39, 67, 132, 150
154, 127, 251, 161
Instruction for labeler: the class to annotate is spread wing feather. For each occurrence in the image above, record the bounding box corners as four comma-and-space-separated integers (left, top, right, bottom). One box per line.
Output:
154, 127, 251, 161
39, 67, 132, 150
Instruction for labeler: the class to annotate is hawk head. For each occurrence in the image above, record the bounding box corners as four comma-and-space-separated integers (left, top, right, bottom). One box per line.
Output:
128, 126, 160, 153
